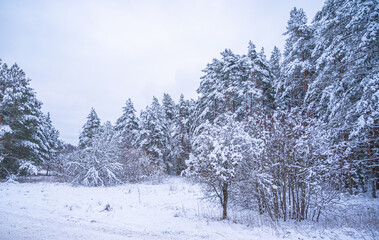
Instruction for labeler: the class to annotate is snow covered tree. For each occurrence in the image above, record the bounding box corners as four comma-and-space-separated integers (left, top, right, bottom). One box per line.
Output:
195, 42, 274, 126
269, 46, 282, 106
269, 46, 282, 82
170, 94, 191, 174
115, 98, 139, 149
187, 114, 253, 220
279, 7, 314, 114
309, 0, 379, 197
78, 108, 101, 149
162, 93, 176, 123
66, 121, 123, 186
195, 57, 225, 124
114, 98, 164, 181
37, 113, 63, 175
137, 97, 169, 172
0, 61, 60, 177
243, 41, 275, 118
161, 93, 178, 173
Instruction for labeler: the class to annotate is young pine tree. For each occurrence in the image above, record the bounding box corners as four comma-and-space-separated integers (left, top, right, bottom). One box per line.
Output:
115, 98, 139, 149
78, 108, 101, 149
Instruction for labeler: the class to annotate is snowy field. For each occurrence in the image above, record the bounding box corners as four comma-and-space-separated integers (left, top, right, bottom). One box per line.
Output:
0, 177, 377, 240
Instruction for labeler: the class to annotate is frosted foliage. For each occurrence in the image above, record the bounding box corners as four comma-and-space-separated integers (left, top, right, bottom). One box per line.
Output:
0, 0, 377, 233
306, 0, 379, 198
136, 97, 170, 171
188, 114, 253, 186
66, 124, 123, 187
78, 108, 101, 149
0, 60, 62, 177
19, 161, 38, 175
0, 125, 12, 136
196, 41, 274, 124
115, 98, 139, 148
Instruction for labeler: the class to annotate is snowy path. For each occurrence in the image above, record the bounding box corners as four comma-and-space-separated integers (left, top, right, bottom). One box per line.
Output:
0, 177, 376, 240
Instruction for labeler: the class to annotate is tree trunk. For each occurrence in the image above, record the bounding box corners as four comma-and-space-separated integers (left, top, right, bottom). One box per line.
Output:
214, 99, 217, 120
369, 127, 376, 198
250, 72, 254, 117
348, 154, 353, 195
300, 183, 306, 220
180, 110, 183, 145
283, 181, 287, 221
0, 84, 5, 143
221, 183, 228, 220
0, 116, 2, 143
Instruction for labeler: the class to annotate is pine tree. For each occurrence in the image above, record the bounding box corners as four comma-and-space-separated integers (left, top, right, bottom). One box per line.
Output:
280, 7, 314, 114
37, 113, 63, 175
137, 97, 170, 172
269, 46, 282, 105
249, 41, 275, 114
269, 46, 282, 81
196, 57, 225, 124
195, 42, 274, 126
162, 93, 176, 123
161, 93, 178, 173
0, 60, 63, 177
171, 94, 191, 174
0, 62, 48, 176
78, 108, 101, 149
310, 0, 379, 197
115, 98, 139, 149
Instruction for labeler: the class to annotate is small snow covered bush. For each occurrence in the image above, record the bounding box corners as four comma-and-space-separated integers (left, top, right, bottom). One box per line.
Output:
65, 149, 123, 187
19, 160, 38, 176
62, 121, 165, 186
118, 147, 165, 183
65, 123, 124, 187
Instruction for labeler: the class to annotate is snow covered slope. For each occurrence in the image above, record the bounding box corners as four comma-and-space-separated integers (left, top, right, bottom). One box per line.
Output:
0, 177, 376, 240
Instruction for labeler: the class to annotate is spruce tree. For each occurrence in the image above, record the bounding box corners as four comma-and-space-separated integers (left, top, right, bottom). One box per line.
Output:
171, 94, 191, 174
37, 113, 62, 174
137, 97, 170, 172
78, 108, 101, 149
0, 61, 62, 177
280, 7, 314, 114
269, 46, 282, 105
115, 98, 139, 149
162, 93, 176, 123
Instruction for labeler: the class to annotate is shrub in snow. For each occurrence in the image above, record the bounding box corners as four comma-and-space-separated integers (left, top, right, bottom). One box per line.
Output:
0, 156, 39, 179
65, 123, 123, 187
5, 174, 19, 183
118, 147, 165, 183
66, 149, 123, 187
102, 203, 112, 212
63, 121, 164, 186
233, 113, 340, 222
19, 161, 38, 176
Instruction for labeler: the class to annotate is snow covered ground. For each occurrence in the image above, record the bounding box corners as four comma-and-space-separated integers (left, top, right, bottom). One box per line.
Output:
0, 177, 377, 240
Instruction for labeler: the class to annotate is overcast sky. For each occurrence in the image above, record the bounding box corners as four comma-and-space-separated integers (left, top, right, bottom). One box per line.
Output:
0, 0, 325, 145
